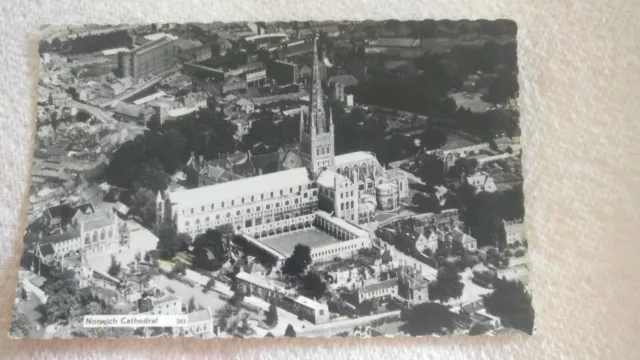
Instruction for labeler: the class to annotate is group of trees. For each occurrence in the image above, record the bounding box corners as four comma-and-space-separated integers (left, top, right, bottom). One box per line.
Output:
241, 112, 299, 154
156, 224, 190, 260
107, 255, 122, 278
483, 279, 534, 335
106, 107, 236, 192
429, 265, 465, 303
281, 244, 312, 277
456, 184, 525, 248
191, 225, 233, 272
39, 30, 131, 55
452, 108, 520, 141
400, 302, 456, 336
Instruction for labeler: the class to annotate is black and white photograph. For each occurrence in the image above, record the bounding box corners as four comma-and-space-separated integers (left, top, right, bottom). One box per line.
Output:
11, 19, 532, 340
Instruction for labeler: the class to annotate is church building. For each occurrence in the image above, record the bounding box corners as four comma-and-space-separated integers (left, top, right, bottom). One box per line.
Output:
157, 34, 408, 239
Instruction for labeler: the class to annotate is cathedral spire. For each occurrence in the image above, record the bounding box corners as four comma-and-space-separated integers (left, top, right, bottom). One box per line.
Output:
309, 34, 328, 134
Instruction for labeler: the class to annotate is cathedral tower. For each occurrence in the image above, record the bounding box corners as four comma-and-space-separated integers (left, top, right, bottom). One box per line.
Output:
300, 34, 335, 178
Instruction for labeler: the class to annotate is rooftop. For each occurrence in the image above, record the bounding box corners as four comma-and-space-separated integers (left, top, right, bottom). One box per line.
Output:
152, 294, 180, 306
361, 278, 398, 293
328, 74, 359, 87
316, 170, 349, 189
187, 308, 213, 323
293, 295, 327, 311
169, 167, 310, 208
315, 211, 370, 238
335, 151, 377, 167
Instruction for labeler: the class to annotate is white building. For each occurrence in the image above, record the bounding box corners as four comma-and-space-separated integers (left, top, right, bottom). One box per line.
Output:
182, 307, 214, 338
465, 172, 497, 193
503, 219, 525, 246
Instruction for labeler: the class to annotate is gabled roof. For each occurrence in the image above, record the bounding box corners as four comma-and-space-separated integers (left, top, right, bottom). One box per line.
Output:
250, 152, 280, 172
328, 74, 359, 87
38, 243, 55, 257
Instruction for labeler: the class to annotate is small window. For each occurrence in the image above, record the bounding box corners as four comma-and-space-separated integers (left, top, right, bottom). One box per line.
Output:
266, 204, 271, 210
211, 204, 214, 210
246, 208, 251, 214
261, 194, 264, 200
304, 193, 308, 198
251, 196, 254, 201
242, 198, 245, 204
270, 192, 274, 198
276, 203, 280, 208
196, 219, 200, 225
236, 210, 241, 216
280, 190, 283, 196
190, 208, 194, 214
256, 206, 261, 211
226, 213, 231, 218
285, 201, 290, 206
222, 201, 225, 207
201, 206, 204, 212
295, 199, 299, 204
216, 215, 220, 220
231, 200, 235, 206
185, 221, 190, 226
205, 217, 210, 222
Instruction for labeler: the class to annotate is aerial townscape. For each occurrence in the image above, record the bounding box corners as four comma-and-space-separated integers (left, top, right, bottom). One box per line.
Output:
11, 19, 532, 340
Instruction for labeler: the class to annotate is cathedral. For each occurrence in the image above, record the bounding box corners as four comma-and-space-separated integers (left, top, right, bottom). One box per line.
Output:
157, 35, 408, 240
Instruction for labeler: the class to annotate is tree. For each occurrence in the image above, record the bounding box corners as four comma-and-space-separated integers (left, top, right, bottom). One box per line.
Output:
265, 332, 275, 338
128, 188, 157, 227
107, 255, 122, 278
9, 312, 31, 338
412, 193, 442, 214
157, 224, 184, 259
416, 155, 445, 187
469, 323, 490, 336
430, 265, 465, 303
484, 68, 519, 105
172, 262, 187, 276
400, 302, 455, 336
203, 278, 216, 293
284, 324, 297, 337
303, 271, 327, 299
188, 296, 196, 313
483, 279, 534, 335
418, 128, 448, 151
144, 251, 152, 262
266, 303, 278, 326
229, 289, 246, 306
192, 228, 230, 271
282, 244, 312, 277
134, 252, 142, 263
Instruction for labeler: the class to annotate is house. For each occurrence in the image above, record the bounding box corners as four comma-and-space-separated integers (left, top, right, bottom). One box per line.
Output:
451, 229, 477, 251
235, 271, 330, 324
465, 172, 497, 193
356, 278, 398, 304
182, 307, 214, 338
417, 227, 439, 254
236, 98, 255, 113
503, 219, 525, 246
42, 202, 95, 232
139, 293, 183, 315
397, 266, 430, 305
327, 74, 359, 104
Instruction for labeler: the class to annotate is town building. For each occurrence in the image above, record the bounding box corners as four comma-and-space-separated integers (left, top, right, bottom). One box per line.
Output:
181, 307, 215, 338
31, 207, 130, 263
139, 293, 183, 315
157, 34, 406, 239
465, 172, 497, 193
117, 36, 178, 81
327, 75, 359, 104
397, 266, 430, 305
235, 271, 330, 324
356, 278, 398, 304
111, 102, 155, 125
503, 219, 525, 246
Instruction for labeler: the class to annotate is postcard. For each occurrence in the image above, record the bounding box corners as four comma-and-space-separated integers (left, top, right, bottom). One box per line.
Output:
11, 19, 532, 339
